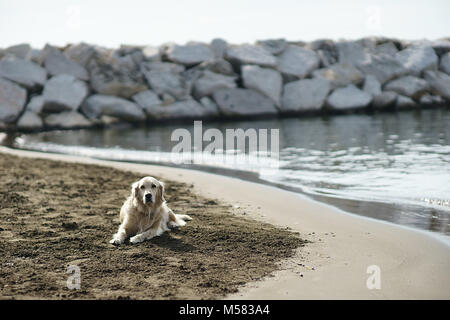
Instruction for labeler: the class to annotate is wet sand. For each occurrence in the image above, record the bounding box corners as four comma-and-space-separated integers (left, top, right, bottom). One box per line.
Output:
0, 151, 304, 299
1, 146, 449, 299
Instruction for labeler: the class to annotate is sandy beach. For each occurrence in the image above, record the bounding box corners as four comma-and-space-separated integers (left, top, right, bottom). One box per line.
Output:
0, 146, 449, 300
0, 150, 302, 299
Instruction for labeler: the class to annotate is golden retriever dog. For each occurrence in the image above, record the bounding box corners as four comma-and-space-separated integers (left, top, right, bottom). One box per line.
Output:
109, 176, 192, 245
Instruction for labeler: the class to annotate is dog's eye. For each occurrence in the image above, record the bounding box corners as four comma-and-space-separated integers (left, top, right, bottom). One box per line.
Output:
151, 184, 156, 188
140, 185, 145, 190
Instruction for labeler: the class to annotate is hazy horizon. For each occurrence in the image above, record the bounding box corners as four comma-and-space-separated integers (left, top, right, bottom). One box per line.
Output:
1, 0, 449, 49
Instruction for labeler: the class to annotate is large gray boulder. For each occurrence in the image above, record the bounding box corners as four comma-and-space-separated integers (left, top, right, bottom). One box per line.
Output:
142, 45, 161, 61
281, 78, 330, 112
198, 59, 235, 76
423, 70, 450, 101
355, 37, 378, 52
29, 49, 43, 65
440, 52, 450, 75
411, 39, 450, 56
326, 84, 372, 110
44, 111, 93, 129
256, 39, 287, 55
212, 88, 278, 117
109, 50, 136, 71
143, 69, 189, 100
140, 61, 189, 100
276, 45, 320, 79
181, 68, 203, 94
63, 42, 96, 67
131, 90, 162, 113
199, 96, 218, 110
336, 40, 371, 66
226, 44, 277, 67
0, 77, 27, 123
384, 75, 429, 98
242, 65, 282, 106
0, 56, 47, 89
306, 39, 338, 67
312, 63, 363, 89
42, 74, 89, 113
396, 95, 417, 108
160, 93, 176, 106
210, 38, 227, 59
141, 61, 185, 73
316, 50, 337, 68
5, 44, 31, 60
81, 94, 146, 121
16, 111, 43, 130
112, 46, 145, 70
193, 70, 236, 99
165, 43, 213, 66
145, 99, 219, 120
362, 75, 382, 96
89, 59, 147, 98
357, 53, 406, 84
372, 91, 398, 109
395, 45, 438, 76
375, 42, 398, 56
430, 40, 450, 56
419, 93, 444, 105
31, 44, 54, 66
26, 95, 45, 113
44, 48, 89, 80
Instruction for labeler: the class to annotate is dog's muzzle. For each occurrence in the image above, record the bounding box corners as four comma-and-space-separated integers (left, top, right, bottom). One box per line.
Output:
144, 193, 153, 204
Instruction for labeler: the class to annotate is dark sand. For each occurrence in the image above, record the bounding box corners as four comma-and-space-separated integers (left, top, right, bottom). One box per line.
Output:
0, 153, 305, 299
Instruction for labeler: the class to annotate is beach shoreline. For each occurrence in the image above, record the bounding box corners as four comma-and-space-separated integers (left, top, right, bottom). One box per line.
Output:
1, 146, 449, 299
0, 149, 303, 299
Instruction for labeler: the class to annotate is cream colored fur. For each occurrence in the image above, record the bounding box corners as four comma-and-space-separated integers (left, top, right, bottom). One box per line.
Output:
109, 176, 192, 245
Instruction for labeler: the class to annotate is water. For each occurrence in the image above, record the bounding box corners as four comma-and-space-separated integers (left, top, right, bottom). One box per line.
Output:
9, 108, 450, 238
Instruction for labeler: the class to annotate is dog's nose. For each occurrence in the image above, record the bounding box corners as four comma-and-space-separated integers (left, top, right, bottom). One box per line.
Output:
145, 193, 152, 201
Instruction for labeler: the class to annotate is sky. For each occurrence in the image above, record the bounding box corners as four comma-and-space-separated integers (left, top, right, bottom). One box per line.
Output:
0, 0, 449, 49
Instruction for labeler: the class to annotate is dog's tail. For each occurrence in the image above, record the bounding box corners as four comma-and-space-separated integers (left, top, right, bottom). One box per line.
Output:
169, 211, 192, 227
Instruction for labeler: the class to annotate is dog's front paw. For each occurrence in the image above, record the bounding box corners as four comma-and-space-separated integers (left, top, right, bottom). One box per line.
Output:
129, 235, 144, 244
168, 221, 179, 228
109, 238, 123, 246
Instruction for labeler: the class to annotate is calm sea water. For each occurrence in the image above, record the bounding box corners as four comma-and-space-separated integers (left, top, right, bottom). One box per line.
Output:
10, 108, 450, 239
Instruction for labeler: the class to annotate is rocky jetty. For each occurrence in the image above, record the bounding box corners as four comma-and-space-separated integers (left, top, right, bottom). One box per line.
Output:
0, 37, 449, 131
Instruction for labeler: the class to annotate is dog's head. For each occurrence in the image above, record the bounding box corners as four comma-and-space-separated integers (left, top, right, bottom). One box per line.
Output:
131, 176, 165, 208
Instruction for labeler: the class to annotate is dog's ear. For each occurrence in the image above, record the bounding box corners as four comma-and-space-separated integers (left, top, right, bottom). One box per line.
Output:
158, 181, 166, 204
131, 181, 140, 206
131, 181, 139, 197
